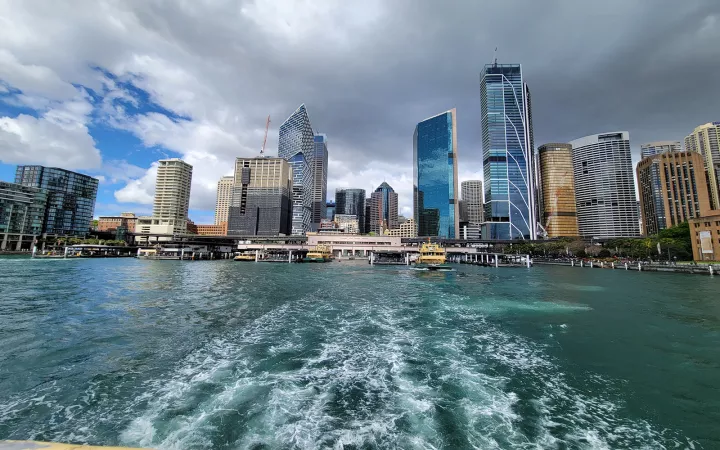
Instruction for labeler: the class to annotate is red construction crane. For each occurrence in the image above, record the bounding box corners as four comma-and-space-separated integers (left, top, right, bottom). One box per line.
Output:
260, 115, 271, 155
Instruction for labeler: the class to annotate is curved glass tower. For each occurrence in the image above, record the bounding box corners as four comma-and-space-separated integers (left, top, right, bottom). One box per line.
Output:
278, 104, 315, 235
480, 63, 537, 240
413, 109, 459, 238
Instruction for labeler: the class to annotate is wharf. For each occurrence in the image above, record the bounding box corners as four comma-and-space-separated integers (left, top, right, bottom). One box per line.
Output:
533, 259, 719, 276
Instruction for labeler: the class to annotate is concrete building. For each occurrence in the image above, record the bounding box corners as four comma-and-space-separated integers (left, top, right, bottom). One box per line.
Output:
414, 109, 459, 238
690, 211, 720, 261
386, 218, 417, 238
335, 189, 366, 233
312, 134, 329, 229
640, 141, 681, 159
685, 122, 720, 210
0, 181, 47, 250
278, 104, 315, 235
97, 212, 137, 233
196, 222, 228, 235
15, 165, 98, 236
143, 158, 193, 235
461, 180, 483, 225
334, 214, 360, 234
227, 157, 293, 236
480, 64, 537, 240
460, 222, 481, 240
215, 176, 234, 225
537, 143, 579, 237
637, 151, 711, 236
570, 132, 639, 238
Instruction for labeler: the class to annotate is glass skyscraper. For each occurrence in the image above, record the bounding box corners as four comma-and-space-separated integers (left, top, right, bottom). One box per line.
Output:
14, 166, 98, 236
312, 134, 329, 229
413, 109, 459, 238
480, 63, 537, 240
335, 189, 366, 233
278, 104, 315, 235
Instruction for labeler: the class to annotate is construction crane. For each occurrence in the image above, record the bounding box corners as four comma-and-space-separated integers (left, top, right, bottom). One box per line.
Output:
260, 115, 271, 156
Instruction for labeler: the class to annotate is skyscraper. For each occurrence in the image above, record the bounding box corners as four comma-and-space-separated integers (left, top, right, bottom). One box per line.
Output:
685, 122, 720, 210
227, 157, 293, 236
335, 189, 366, 233
637, 151, 711, 236
640, 141, 681, 159
570, 132, 639, 238
278, 104, 315, 235
369, 182, 398, 234
15, 165, 99, 236
480, 63, 537, 240
537, 143, 579, 237
460, 180, 483, 225
312, 134, 329, 229
326, 201, 336, 221
413, 109, 459, 238
215, 175, 234, 225
152, 158, 193, 234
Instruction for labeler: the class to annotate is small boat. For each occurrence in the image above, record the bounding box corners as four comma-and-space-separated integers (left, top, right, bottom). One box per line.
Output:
234, 252, 256, 261
304, 244, 332, 262
414, 240, 453, 271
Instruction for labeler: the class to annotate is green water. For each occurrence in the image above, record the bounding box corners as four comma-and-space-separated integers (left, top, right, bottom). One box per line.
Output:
0, 258, 718, 449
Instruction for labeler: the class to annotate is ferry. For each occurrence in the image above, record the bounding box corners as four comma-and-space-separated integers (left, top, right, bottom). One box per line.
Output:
304, 244, 332, 262
234, 251, 256, 261
414, 241, 453, 271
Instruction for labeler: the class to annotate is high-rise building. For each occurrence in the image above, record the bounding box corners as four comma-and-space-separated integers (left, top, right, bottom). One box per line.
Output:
150, 158, 193, 234
334, 214, 359, 234
413, 109, 459, 238
685, 122, 720, 210
480, 64, 537, 240
461, 180, 483, 225
227, 157, 293, 236
570, 132, 639, 238
368, 182, 398, 234
386, 218, 417, 238
326, 201, 336, 221
278, 104, 315, 235
0, 181, 48, 250
537, 143, 579, 237
215, 175, 234, 225
15, 165, 98, 236
637, 151, 711, 236
335, 189, 366, 233
640, 141, 681, 159
312, 134, 329, 229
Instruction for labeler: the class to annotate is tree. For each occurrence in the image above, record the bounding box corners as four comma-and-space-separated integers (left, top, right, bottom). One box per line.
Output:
598, 249, 611, 258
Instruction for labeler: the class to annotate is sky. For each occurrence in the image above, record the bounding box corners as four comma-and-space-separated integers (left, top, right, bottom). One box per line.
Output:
1, 0, 718, 224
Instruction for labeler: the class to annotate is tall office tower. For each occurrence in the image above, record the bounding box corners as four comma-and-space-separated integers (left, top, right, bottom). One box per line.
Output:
537, 144, 579, 237
15, 165, 99, 236
480, 64, 537, 240
215, 175, 234, 225
640, 141, 681, 159
335, 188, 366, 233
278, 104, 315, 235
461, 180, 483, 225
311, 134, 329, 229
152, 158, 193, 234
637, 151, 711, 236
326, 201, 336, 220
685, 122, 720, 209
227, 157, 293, 236
364, 199, 372, 235
570, 132, 639, 238
369, 182, 399, 233
413, 109, 459, 238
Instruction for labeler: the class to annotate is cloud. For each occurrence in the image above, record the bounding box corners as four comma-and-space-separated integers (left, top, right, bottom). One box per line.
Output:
114, 162, 157, 205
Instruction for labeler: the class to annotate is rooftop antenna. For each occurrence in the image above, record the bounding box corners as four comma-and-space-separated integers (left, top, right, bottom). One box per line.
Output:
493, 47, 498, 67
260, 115, 271, 156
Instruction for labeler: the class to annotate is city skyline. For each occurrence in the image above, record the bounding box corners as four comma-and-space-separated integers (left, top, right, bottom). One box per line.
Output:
0, 2, 718, 224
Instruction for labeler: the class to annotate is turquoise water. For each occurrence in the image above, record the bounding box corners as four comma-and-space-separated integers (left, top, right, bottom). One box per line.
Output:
0, 258, 719, 449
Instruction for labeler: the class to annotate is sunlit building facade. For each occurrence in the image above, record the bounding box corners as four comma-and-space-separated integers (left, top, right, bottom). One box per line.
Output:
685, 122, 720, 210
413, 109, 459, 238
215, 176, 234, 225
537, 143, 579, 237
480, 64, 537, 240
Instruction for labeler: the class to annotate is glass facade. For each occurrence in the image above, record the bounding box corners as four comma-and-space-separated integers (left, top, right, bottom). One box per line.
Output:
326, 201, 336, 221
374, 182, 398, 230
312, 134, 329, 229
335, 189, 366, 233
413, 109, 459, 238
0, 181, 48, 236
15, 166, 98, 236
480, 64, 537, 240
278, 104, 315, 235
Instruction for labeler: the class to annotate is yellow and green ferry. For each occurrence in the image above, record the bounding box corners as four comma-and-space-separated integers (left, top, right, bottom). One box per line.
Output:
304, 244, 332, 262
414, 241, 452, 271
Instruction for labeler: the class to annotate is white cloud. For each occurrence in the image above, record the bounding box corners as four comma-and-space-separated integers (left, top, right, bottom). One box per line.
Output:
0, 49, 77, 100
114, 162, 157, 205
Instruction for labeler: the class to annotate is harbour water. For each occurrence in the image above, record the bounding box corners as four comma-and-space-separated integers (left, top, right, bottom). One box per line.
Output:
0, 258, 718, 449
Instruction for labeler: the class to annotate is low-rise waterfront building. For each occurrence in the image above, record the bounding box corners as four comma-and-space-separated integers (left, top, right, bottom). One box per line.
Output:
690, 211, 720, 261
97, 213, 137, 232
0, 181, 48, 250
196, 222, 228, 235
